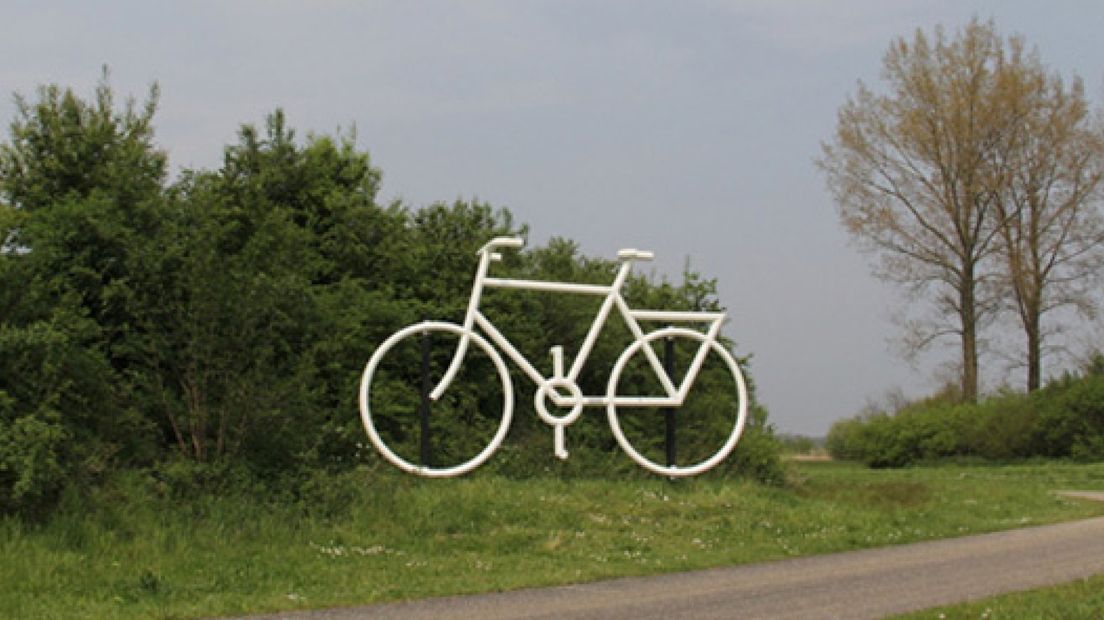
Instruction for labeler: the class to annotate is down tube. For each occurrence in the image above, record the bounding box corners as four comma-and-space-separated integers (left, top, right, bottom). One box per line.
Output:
474, 312, 546, 388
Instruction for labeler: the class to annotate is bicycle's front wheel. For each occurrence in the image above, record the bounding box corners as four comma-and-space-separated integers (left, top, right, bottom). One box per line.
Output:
359, 321, 513, 477
607, 327, 748, 477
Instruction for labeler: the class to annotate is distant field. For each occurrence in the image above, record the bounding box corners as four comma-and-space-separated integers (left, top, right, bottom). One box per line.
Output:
3, 461, 1104, 619
785, 453, 833, 462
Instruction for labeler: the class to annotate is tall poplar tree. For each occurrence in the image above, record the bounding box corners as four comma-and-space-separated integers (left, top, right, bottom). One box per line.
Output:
819, 19, 1103, 399
990, 59, 1104, 391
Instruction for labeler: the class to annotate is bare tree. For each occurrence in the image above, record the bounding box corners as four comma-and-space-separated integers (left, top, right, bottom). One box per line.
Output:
990, 57, 1104, 391
819, 19, 1019, 402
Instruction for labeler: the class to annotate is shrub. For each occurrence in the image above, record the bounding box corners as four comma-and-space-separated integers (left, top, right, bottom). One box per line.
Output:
1036, 376, 1104, 461
0, 412, 70, 516
826, 373, 1104, 467
968, 391, 1040, 460
726, 413, 785, 485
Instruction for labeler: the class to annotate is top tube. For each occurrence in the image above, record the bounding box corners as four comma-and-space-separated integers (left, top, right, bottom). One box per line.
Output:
482, 277, 612, 296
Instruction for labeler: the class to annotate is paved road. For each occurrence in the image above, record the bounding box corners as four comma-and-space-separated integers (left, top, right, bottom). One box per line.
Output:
244, 498, 1104, 620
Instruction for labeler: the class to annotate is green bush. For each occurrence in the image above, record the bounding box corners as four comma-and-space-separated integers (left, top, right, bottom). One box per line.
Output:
966, 391, 1040, 460
723, 411, 785, 485
1037, 376, 1104, 461
0, 310, 151, 516
0, 413, 69, 516
826, 373, 1104, 467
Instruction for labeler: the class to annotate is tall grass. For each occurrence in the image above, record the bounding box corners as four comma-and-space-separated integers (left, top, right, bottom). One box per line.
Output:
3, 461, 1104, 619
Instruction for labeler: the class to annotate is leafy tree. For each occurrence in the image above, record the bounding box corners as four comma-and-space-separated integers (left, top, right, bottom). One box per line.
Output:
818, 19, 1093, 401
128, 171, 312, 465
127, 110, 411, 470
0, 73, 164, 215
0, 74, 166, 512
989, 56, 1104, 391
0, 73, 166, 350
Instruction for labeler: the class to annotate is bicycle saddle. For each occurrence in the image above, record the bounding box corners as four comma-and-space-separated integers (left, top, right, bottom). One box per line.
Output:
617, 248, 654, 261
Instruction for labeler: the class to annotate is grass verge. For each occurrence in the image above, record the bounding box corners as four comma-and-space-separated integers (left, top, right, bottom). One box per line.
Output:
3, 461, 1104, 619
893, 574, 1104, 619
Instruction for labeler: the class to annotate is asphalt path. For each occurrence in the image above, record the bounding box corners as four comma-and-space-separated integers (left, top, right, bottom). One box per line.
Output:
241, 493, 1104, 620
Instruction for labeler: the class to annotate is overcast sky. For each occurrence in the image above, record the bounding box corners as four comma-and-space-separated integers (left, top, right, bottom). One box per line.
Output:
3, 1, 1103, 435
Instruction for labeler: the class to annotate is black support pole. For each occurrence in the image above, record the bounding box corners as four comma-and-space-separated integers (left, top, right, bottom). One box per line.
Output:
419, 326, 432, 467
664, 333, 676, 468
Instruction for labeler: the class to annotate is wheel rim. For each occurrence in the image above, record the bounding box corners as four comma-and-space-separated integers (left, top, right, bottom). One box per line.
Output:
606, 327, 748, 477
360, 321, 513, 477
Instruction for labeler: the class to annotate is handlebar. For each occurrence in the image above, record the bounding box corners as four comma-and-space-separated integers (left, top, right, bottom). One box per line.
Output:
478, 237, 653, 263
478, 236, 526, 256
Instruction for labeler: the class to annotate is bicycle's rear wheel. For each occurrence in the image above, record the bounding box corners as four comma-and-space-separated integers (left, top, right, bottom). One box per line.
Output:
359, 321, 513, 477
606, 327, 747, 477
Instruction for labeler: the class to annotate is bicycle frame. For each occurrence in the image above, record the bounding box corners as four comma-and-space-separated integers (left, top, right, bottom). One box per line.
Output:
431, 238, 727, 410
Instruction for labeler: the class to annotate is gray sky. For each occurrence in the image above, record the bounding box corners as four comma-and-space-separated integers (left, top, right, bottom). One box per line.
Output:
3, 1, 1103, 435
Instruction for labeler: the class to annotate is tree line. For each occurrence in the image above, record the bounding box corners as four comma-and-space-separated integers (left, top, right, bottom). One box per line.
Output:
820, 18, 1104, 400
0, 76, 779, 517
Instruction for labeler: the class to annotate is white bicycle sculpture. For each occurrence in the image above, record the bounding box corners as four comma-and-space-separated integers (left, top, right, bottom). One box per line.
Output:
358, 237, 748, 477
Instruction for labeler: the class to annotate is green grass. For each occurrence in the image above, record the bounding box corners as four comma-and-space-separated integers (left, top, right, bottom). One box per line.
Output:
3, 461, 1104, 619
894, 575, 1104, 619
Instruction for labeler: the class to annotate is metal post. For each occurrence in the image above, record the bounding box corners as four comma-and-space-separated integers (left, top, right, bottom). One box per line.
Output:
664, 333, 676, 468
419, 326, 432, 467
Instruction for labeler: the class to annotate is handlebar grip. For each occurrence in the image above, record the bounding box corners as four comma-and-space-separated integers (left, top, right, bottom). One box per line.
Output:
480, 236, 526, 255
496, 237, 524, 248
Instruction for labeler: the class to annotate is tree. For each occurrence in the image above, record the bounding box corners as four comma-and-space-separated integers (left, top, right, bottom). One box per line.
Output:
818, 19, 1092, 401
989, 59, 1104, 391
0, 71, 167, 366
0, 72, 164, 215
0, 74, 166, 512
127, 110, 400, 468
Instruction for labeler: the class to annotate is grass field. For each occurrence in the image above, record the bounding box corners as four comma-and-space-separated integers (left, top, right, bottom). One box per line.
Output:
3, 461, 1104, 619
895, 574, 1104, 619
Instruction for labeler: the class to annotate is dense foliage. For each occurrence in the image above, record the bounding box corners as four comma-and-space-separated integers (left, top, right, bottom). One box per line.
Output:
827, 357, 1104, 467
0, 79, 780, 516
